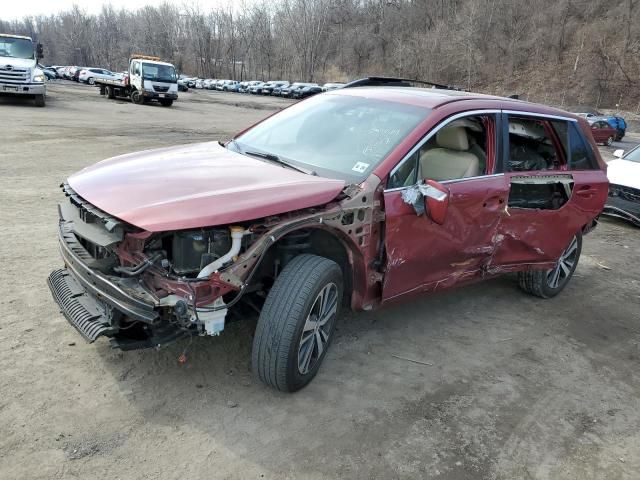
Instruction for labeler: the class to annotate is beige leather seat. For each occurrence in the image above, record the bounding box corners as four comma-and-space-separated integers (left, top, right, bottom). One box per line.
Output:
419, 126, 481, 181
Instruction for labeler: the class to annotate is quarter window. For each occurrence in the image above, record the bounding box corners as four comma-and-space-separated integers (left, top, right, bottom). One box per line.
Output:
568, 122, 596, 169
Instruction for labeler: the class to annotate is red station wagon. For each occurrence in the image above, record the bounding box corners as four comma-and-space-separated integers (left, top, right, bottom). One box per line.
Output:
48, 78, 608, 392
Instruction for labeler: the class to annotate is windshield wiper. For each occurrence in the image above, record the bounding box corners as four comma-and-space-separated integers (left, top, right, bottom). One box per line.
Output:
244, 150, 316, 175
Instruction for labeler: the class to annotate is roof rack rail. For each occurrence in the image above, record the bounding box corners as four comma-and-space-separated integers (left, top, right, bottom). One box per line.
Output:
343, 76, 467, 91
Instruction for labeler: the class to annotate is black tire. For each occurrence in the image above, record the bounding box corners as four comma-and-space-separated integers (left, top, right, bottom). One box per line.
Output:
159, 99, 173, 107
130, 90, 144, 105
252, 254, 343, 392
106, 86, 115, 99
34, 94, 45, 107
518, 232, 582, 299
88, 77, 95, 85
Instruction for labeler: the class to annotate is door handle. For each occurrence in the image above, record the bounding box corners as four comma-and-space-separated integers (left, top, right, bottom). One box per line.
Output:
576, 185, 596, 198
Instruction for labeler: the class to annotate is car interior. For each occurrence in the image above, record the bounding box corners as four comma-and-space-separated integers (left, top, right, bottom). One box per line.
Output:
389, 116, 488, 188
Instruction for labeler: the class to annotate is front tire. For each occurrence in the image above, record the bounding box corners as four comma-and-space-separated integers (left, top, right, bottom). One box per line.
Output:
518, 232, 582, 298
130, 90, 144, 105
88, 77, 95, 85
252, 254, 343, 392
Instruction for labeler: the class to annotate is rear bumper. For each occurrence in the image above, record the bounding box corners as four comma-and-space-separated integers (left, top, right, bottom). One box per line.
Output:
0, 82, 45, 95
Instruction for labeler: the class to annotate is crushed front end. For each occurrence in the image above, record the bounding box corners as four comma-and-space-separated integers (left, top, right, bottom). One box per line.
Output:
48, 184, 246, 350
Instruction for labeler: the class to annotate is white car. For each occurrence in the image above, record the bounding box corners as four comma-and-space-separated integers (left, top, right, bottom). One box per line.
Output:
78, 68, 120, 85
605, 147, 640, 226
322, 82, 345, 91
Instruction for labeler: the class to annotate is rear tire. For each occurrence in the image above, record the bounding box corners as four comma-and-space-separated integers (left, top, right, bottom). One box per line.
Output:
106, 86, 115, 99
518, 232, 582, 298
159, 99, 173, 107
34, 94, 45, 107
252, 254, 343, 392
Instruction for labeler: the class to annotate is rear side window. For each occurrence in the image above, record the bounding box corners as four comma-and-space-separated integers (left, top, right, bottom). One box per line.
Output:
551, 120, 597, 170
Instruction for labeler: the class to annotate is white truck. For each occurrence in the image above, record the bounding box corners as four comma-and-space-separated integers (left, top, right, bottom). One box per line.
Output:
95, 54, 178, 107
0, 34, 46, 107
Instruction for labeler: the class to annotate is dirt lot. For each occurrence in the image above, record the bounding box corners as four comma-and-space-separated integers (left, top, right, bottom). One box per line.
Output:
1, 82, 639, 480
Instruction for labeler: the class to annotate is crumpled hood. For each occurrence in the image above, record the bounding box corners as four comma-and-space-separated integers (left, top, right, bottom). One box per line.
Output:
607, 159, 640, 190
68, 142, 345, 231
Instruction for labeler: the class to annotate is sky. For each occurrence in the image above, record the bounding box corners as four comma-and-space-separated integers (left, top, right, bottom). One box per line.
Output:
2, 0, 242, 20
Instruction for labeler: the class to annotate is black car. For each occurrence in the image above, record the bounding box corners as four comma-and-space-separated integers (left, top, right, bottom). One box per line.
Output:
293, 84, 322, 99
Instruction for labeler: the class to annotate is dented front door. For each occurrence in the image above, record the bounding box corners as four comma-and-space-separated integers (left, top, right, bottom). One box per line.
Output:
381, 175, 509, 303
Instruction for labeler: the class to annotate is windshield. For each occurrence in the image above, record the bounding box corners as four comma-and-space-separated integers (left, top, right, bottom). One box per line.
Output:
233, 94, 429, 182
142, 63, 177, 83
624, 146, 640, 163
0, 37, 34, 60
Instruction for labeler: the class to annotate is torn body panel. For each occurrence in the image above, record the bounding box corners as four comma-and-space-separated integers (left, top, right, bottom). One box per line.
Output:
381, 175, 509, 302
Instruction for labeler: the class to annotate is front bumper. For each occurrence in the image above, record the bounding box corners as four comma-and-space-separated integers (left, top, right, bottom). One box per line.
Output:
143, 90, 178, 100
48, 219, 159, 344
603, 184, 640, 227
0, 82, 45, 95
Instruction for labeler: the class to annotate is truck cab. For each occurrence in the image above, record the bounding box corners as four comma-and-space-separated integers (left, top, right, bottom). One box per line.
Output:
0, 34, 46, 106
128, 55, 178, 106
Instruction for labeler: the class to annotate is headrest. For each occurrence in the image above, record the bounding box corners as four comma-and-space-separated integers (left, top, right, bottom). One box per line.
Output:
436, 126, 469, 151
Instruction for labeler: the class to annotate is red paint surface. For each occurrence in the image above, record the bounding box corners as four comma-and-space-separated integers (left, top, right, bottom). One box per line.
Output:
68, 142, 345, 231
589, 122, 617, 144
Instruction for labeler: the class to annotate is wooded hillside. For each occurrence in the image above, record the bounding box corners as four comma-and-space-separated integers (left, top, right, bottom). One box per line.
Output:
2, 0, 638, 110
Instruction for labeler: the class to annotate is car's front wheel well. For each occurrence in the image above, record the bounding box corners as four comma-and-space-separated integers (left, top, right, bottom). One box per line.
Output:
250, 228, 353, 307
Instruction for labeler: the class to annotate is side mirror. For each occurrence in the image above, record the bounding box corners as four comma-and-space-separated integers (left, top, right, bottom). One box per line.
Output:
423, 180, 450, 225
613, 149, 624, 158
400, 179, 450, 224
36, 43, 44, 60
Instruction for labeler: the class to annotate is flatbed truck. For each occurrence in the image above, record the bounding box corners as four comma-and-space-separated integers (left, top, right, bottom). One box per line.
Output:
96, 54, 178, 106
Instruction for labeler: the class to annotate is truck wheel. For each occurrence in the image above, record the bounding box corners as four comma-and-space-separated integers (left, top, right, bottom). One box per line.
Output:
518, 233, 582, 299
252, 254, 343, 392
34, 94, 46, 107
88, 77, 95, 85
106, 86, 115, 99
130, 90, 144, 105
159, 99, 173, 107
99, 85, 106, 95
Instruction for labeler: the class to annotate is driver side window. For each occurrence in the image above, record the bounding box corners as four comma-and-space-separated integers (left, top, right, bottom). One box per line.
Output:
132, 62, 140, 76
389, 114, 492, 188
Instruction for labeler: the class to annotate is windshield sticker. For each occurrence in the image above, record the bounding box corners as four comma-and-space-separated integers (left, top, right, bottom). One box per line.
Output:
352, 162, 370, 173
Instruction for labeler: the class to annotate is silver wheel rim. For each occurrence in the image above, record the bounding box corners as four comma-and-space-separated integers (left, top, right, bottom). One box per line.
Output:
297, 282, 338, 375
547, 235, 578, 289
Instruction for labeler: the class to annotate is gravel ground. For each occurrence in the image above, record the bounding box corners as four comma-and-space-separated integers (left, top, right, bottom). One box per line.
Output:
1, 82, 639, 480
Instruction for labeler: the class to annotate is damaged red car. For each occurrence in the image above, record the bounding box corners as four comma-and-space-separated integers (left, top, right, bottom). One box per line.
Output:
48, 80, 608, 392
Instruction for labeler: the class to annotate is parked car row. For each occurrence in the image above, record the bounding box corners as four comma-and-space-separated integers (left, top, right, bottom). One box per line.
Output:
177, 75, 345, 99
43, 65, 125, 85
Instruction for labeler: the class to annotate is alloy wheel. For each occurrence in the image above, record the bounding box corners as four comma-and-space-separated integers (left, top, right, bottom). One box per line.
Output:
547, 235, 579, 289
297, 282, 338, 375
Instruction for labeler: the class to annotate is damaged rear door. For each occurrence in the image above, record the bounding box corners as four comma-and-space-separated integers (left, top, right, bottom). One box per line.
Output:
488, 112, 608, 269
